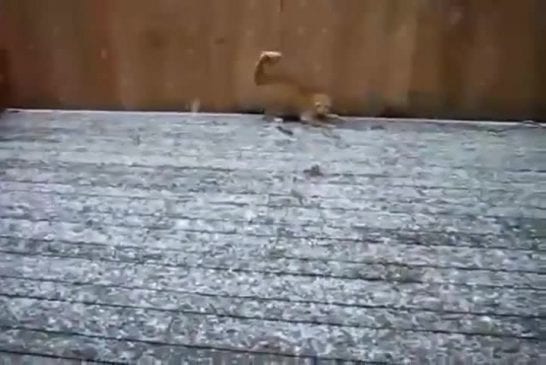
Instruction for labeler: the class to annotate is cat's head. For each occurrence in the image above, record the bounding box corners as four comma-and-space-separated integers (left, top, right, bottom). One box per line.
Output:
312, 93, 332, 117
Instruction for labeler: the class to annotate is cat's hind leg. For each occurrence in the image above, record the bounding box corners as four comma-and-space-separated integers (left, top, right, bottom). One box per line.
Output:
262, 109, 283, 123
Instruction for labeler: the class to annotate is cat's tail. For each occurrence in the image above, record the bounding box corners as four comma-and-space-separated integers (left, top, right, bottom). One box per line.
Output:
253, 54, 268, 86
254, 51, 282, 86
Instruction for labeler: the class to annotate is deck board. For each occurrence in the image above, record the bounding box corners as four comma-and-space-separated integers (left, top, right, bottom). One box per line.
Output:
0, 110, 544, 364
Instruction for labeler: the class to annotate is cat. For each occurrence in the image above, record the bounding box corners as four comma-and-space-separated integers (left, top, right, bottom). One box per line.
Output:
254, 51, 344, 127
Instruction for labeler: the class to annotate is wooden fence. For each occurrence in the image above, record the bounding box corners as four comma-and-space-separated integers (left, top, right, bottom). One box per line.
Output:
1, 0, 544, 120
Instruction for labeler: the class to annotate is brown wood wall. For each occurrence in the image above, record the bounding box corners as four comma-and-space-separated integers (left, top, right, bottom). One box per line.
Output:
0, 0, 544, 120
0, 4, 7, 111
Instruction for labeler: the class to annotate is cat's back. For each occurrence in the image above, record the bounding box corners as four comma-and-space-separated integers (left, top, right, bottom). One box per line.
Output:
258, 81, 311, 115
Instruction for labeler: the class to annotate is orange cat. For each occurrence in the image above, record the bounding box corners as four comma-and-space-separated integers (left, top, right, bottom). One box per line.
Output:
254, 51, 343, 127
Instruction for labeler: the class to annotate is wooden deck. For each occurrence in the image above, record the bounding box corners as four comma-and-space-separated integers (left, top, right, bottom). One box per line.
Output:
0, 110, 544, 364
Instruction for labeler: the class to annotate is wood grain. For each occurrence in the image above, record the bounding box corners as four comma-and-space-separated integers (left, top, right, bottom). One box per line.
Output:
0, 0, 544, 120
